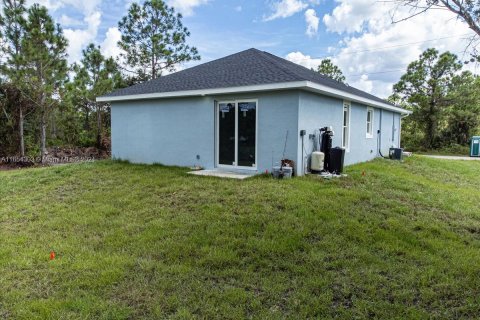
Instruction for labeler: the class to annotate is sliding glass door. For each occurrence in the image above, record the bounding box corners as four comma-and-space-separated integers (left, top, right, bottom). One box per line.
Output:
217, 101, 257, 168
218, 102, 236, 165
237, 102, 256, 167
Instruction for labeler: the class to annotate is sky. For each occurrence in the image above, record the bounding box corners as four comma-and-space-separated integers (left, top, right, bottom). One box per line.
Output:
26, 0, 478, 98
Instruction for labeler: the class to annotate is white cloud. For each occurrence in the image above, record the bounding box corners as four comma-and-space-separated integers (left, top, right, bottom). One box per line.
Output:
350, 74, 373, 93
27, 0, 102, 15
70, 0, 102, 16
304, 8, 319, 37
285, 51, 323, 69
318, 0, 477, 98
235, 5, 242, 12
124, 0, 136, 9
101, 27, 123, 59
26, 0, 104, 64
166, 0, 209, 16
264, 0, 308, 21
63, 11, 101, 63
59, 14, 82, 27
25, 0, 63, 11
323, 0, 380, 34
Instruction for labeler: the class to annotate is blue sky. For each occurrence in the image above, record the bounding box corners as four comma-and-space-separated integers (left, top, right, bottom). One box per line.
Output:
29, 0, 477, 98
171, 1, 339, 62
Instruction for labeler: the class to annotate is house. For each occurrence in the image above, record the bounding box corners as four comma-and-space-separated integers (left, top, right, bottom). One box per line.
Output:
97, 48, 410, 176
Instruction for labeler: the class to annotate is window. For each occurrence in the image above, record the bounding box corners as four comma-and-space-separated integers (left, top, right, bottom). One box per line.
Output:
366, 107, 374, 138
342, 101, 350, 150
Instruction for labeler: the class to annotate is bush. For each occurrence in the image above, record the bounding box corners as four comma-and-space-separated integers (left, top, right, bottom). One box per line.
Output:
77, 130, 97, 148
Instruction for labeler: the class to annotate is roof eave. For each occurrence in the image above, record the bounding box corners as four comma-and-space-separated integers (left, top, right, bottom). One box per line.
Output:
96, 81, 307, 103
96, 80, 411, 115
304, 81, 412, 115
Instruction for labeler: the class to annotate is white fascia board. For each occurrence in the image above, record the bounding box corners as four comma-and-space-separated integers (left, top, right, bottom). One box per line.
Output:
96, 81, 307, 102
97, 79, 412, 115
304, 81, 412, 115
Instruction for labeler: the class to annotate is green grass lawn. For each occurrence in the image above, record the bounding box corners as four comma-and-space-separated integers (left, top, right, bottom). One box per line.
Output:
1, 157, 480, 319
411, 144, 471, 157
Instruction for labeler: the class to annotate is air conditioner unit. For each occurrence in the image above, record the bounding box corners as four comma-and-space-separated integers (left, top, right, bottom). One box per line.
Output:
310, 151, 325, 172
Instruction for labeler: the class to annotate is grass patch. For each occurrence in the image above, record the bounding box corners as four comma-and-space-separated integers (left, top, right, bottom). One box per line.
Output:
412, 144, 471, 156
1, 157, 480, 318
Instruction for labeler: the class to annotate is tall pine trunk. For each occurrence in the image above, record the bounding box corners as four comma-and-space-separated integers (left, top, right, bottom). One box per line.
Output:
40, 93, 47, 163
51, 110, 57, 139
40, 115, 47, 163
19, 108, 25, 157
84, 106, 90, 130
425, 101, 437, 149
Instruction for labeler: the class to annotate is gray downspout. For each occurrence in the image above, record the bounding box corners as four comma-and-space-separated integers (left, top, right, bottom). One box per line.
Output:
392, 113, 395, 145
214, 100, 217, 168
378, 109, 383, 157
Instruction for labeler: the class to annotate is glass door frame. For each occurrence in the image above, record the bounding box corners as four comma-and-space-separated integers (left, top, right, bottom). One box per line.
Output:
215, 99, 258, 170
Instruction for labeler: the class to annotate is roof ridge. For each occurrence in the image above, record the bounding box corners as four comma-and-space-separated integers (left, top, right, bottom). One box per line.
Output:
104, 49, 261, 97
259, 50, 349, 86
99, 48, 398, 109
255, 50, 305, 81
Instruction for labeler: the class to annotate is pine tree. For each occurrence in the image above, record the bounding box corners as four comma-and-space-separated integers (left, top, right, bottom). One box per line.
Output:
118, 0, 200, 82
316, 59, 346, 83
67, 43, 125, 147
19, 4, 68, 162
0, 0, 28, 156
393, 48, 462, 149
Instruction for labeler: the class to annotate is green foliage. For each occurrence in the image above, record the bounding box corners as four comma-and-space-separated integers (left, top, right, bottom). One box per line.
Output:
65, 43, 125, 147
0, 0, 30, 156
20, 4, 68, 96
316, 59, 346, 83
0, 0, 204, 157
1, 157, 480, 317
415, 144, 471, 156
393, 48, 466, 149
441, 71, 480, 145
0, 0, 27, 81
0, 100, 18, 156
0, 83, 33, 156
19, 4, 68, 159
118, 0, 200, 82
76, 44, 125, 98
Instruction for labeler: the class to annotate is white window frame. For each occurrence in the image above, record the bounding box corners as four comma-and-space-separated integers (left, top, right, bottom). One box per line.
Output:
366, 107, 374, 139
342, 101, 351, 152
215, 99, 258, 170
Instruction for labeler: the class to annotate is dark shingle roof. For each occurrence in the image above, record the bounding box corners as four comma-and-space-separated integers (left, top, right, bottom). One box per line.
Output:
102, 48, 393, 106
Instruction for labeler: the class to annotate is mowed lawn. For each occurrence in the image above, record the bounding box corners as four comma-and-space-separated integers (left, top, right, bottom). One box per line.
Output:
1, 157, 480, 319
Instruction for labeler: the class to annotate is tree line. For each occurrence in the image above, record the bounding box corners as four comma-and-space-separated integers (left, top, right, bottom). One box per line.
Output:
316, 0, 480, 152
317, 51, 480, 152
1, 0, 478, 159
0, 0, 199, 161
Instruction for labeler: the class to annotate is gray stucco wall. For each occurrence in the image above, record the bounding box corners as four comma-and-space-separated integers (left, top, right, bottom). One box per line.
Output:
347, 102, 380, 165
378, 109, 401, 156
297, 92, 343, 173
213, 91, 299, 174
298, 91, 402, 175
111, 97, 215, 168
111, 89, 401, 176
111, 90, 300, 173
